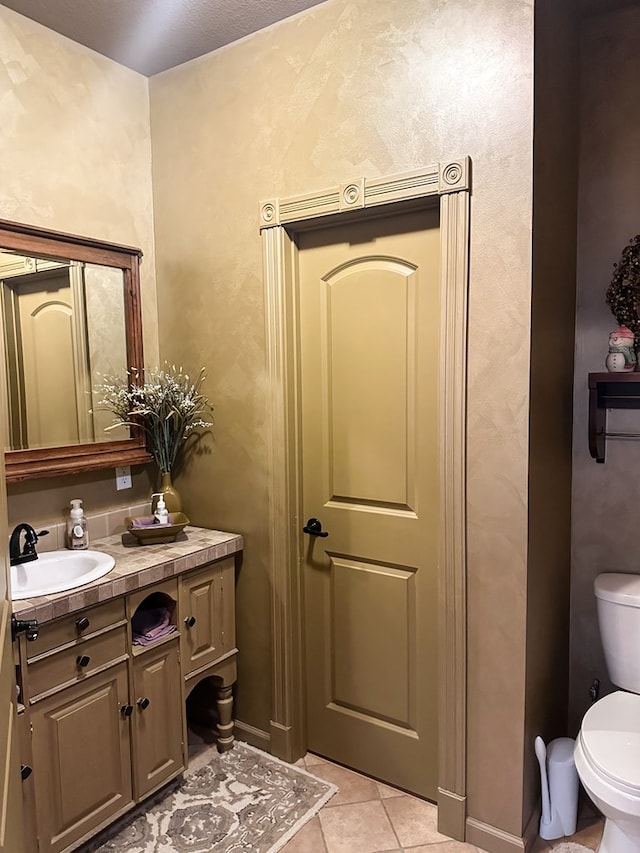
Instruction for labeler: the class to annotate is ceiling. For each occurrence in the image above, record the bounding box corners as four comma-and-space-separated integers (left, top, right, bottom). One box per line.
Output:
0, 0, 328, 76
1, 0, 637, 77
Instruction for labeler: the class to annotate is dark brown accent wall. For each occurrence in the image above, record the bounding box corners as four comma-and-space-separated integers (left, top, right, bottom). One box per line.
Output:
570, 4, 640, 732
525, 0, 579, 831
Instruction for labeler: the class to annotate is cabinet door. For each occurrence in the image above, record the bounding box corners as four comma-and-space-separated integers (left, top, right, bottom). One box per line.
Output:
31, 664, 132, 853
17, 710, 37, 853
180, 561, 225, 675
0, 636, 25, 853
132, 641, 184, 799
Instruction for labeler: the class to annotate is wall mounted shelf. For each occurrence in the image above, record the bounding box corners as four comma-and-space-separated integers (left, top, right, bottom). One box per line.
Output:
588, 372, 640, 462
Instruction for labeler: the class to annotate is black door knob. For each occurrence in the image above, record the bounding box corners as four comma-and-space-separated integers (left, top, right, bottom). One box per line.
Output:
303, 517, 329, 537
75, 617, 90, 632
137, 697, 150, 710
76, 655, 91, 668
20, 764, 32, 781
120, 704, 133, 716
184, 615, 196, 628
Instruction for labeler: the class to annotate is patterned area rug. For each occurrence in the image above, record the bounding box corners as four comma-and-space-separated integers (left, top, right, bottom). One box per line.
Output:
551, 844, 593, 853
89, 742, 337, 853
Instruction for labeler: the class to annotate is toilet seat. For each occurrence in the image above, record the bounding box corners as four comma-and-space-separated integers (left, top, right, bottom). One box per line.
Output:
580, 691, 640, 796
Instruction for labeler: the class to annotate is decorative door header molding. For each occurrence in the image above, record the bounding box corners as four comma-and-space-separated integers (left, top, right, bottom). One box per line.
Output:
259, 157, 469, 229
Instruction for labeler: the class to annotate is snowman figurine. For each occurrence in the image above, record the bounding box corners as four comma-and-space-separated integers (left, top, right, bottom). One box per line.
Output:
606, 325, 637, 372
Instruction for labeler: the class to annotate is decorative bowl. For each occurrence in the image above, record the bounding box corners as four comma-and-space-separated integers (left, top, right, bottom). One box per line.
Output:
125, 512, 190, 545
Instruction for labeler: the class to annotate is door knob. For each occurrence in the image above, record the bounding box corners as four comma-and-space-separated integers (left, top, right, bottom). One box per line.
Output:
184, 615, 196, 628
137, 697, 150, 711
303, 518, 329, 538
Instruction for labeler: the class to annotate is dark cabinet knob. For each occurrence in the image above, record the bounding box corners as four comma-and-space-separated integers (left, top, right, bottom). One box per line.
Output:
76, 654, 91, 668
20, 764, 32, 781
137, 697, 150, 710
120, 704, 133, 716
184, 615, 196, 628
75, 617, 90, 632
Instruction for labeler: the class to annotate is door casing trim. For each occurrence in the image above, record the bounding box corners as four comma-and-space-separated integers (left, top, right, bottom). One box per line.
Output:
260, 159, 470, 839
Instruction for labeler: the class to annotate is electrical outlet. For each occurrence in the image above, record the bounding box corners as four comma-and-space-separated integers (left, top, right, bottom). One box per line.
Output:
115, 466, 132, 490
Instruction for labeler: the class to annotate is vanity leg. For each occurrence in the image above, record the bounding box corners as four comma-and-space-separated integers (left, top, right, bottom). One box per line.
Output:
215, 684, 234, 752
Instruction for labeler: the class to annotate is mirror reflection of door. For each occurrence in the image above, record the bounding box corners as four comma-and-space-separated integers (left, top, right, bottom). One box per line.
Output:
2, 264, 88, 450
0, 253, 129, 451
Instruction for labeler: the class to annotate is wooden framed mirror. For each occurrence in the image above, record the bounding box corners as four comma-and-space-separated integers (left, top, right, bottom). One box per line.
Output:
0, 219, 152, 482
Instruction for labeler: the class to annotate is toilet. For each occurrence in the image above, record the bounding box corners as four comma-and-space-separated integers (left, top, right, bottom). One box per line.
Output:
574, 573, 640, 853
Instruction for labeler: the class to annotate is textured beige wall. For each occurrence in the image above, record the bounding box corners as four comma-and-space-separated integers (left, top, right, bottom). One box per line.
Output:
150, 0, 535, 835
85, 264, 129, 440
570, 6, 640, 730
524, 0, 578, 824
0, 6, 159, 520
0, 7, 158, 361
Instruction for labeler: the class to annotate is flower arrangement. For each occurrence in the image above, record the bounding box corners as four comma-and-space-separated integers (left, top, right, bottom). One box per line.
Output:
94, 365, 213, 473
606, 235, 640, 343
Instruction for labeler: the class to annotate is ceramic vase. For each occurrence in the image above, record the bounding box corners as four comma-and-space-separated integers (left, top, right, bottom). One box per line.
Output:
152, 471, 182, 514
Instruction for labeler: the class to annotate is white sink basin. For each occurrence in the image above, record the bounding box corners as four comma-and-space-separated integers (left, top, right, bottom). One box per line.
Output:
10, 550, 115, 600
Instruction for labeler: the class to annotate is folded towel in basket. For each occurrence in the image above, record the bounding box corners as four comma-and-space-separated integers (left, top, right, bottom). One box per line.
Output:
132, 606, 176, 646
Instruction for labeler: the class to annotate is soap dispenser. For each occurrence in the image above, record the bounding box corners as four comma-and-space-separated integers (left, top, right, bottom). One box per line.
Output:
152, 493, 169, 525
67, 499, 89, 550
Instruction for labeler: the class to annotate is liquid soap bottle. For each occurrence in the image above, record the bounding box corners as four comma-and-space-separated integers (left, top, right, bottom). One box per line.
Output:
152, 493, 169, 525
67, 499, 89, 549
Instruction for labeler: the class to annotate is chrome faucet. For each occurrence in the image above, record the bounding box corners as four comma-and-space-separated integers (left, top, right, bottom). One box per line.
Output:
9, 524, 48, 567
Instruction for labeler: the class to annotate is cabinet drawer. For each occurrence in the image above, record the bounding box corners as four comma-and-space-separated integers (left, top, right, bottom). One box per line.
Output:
28, 626, 128, 700
26, 598, 126, 659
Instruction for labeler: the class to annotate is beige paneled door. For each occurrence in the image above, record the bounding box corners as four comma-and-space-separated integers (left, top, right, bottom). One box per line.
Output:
12, 271, 81, 448
299, 208, 441, 800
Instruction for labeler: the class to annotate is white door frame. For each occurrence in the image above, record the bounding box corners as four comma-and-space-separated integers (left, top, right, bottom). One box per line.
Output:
260, 158, 470, 839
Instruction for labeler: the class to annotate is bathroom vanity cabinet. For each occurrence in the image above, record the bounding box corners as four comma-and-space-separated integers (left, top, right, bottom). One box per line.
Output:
13, 528, 241, 853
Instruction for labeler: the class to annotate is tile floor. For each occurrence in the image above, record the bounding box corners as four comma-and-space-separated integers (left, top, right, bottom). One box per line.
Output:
283, 754, 605, 853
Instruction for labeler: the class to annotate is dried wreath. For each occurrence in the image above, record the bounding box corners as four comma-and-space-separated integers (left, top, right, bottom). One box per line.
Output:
606, 235, 640, 343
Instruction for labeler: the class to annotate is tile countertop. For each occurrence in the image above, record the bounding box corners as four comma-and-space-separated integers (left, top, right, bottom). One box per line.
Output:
11, 527, 243, 624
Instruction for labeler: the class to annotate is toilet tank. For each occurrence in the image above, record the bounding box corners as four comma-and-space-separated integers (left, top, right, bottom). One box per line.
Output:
595, 573, 640, 692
